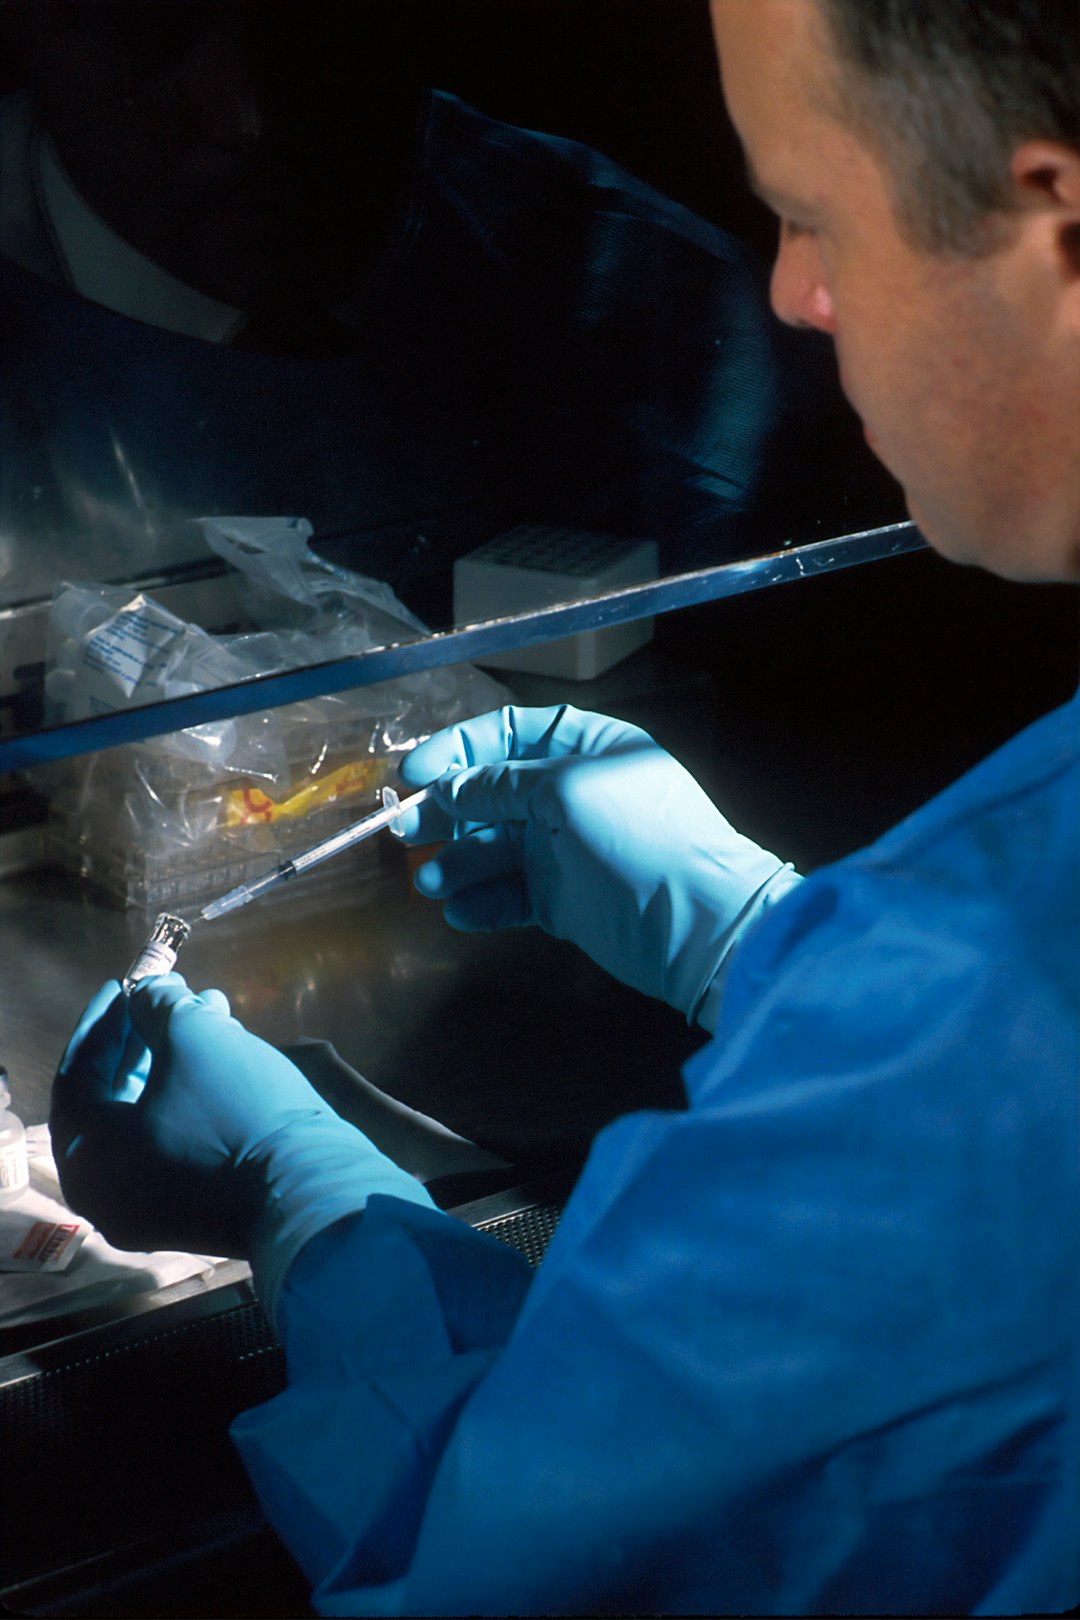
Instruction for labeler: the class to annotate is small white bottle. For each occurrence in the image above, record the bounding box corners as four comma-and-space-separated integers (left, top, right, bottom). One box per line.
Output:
0, 1069, 29, 1206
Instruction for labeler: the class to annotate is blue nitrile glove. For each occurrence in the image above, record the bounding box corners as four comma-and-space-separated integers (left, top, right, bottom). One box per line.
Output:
51, 975, 433, 1317
398, 705, 802, 1029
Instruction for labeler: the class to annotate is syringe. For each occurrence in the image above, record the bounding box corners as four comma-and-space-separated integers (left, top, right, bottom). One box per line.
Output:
197, 784, 434, 923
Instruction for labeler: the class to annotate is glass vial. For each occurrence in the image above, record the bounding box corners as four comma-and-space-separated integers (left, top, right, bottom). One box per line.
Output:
0, 1067, 29, 1206
122, 912, 191, 995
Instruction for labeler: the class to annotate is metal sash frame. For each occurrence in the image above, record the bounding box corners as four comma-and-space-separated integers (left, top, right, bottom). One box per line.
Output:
0, 521, 921, 774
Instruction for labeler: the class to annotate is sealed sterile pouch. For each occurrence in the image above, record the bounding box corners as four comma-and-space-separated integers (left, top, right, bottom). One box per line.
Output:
0, 1129, 229, 1330
26, 516, 509, 912
42, 585, 293, 787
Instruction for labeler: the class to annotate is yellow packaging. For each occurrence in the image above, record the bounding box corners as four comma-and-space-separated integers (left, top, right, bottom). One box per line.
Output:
223, 759, 387, 827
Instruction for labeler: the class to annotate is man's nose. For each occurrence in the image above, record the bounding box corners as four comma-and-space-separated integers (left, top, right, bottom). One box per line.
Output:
769, 226, 836, 334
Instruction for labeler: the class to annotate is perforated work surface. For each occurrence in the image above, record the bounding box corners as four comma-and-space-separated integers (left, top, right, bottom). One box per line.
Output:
477, 1201, 562, 1268
0, 1199, 563, 1591
0, 1301, 285, 1586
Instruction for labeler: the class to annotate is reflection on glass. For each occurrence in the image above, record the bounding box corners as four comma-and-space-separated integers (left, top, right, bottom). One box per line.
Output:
0, 2, 901, 747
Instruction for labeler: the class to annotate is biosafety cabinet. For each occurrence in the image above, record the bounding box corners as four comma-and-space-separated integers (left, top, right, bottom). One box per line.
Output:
12, 490, 1074, 1615
2, 473, 1075, 1620
0, 454, 926, 1618
2, 3, 1077, 1612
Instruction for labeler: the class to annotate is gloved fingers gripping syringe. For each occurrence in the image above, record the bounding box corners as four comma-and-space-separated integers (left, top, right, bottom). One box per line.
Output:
121, 785, 434, 993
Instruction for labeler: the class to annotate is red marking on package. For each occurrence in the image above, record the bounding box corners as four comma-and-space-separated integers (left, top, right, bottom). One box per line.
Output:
14, 1220, 81, 1264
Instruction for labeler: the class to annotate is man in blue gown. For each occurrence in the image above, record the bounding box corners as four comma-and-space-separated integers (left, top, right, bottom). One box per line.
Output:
49, 1, 1079, 1612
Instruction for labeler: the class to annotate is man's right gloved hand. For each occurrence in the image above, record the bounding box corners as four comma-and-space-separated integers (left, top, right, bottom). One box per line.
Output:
397, 705, 801, 1028
51, 974, 434, 1313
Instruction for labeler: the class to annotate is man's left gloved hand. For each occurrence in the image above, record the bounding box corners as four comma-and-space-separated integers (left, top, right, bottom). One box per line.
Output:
51, 975, 432, 1303
398, 705, 801, 1028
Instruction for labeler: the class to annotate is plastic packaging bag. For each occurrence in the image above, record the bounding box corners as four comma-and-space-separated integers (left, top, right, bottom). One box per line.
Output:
29, 518, 509, 911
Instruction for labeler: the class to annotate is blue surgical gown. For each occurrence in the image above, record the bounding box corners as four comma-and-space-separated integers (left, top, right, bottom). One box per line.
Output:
231, 688, 1080, 1615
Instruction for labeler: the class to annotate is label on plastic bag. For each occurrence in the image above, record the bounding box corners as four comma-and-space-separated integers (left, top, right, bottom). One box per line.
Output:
78, 595, 187, 714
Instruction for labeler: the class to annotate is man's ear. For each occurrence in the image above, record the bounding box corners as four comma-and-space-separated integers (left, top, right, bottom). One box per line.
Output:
1009, 139, 1080, 285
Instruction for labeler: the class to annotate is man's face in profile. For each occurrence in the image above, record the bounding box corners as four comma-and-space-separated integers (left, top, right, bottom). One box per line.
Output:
711, 0, 1080, 583
14, 2, 422, 309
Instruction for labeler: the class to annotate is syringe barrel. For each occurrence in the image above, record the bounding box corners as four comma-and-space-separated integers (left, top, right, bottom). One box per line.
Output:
199, 785, 434, 921
238, 863, 297, 902
200, 861, 295, 921
288, 785, 433, 875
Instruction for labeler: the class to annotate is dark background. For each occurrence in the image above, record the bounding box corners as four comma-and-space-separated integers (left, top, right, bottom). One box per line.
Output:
407, 0, 775, 250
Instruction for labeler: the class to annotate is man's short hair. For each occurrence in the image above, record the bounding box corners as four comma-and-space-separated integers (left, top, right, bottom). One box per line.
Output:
818, 0, 1080, 254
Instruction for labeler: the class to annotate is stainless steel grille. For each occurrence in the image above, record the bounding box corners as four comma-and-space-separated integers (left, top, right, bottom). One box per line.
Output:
0, 1184, 567, 1606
